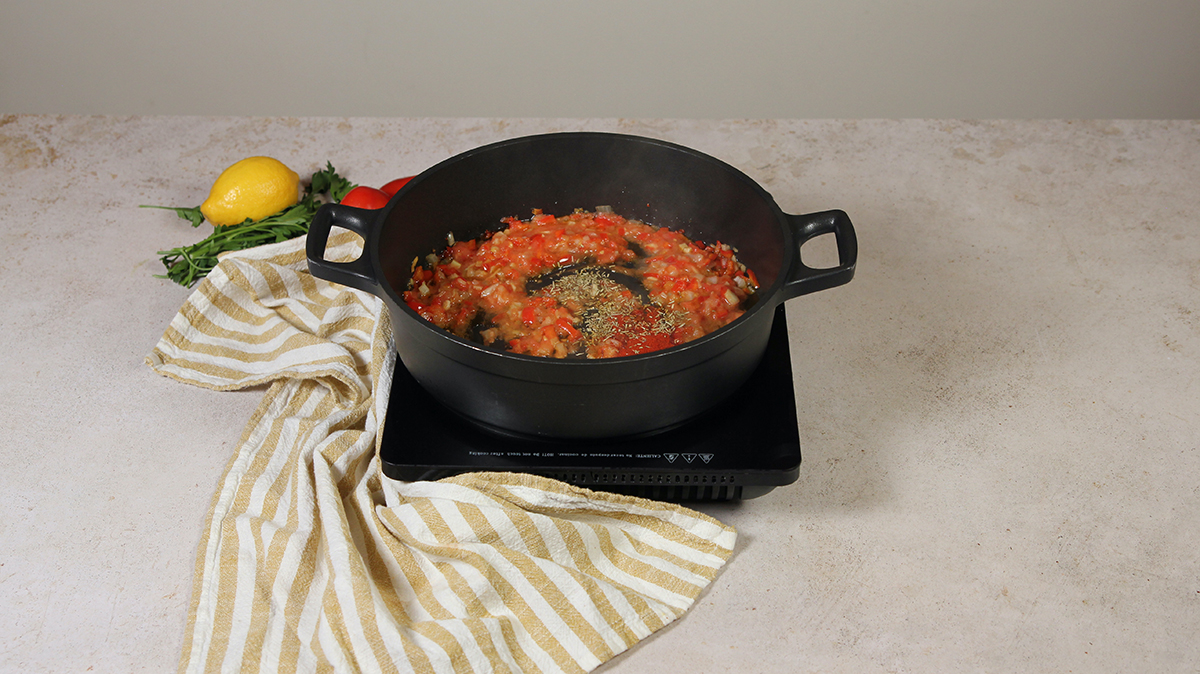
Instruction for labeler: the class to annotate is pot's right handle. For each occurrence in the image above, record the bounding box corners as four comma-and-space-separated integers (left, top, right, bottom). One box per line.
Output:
306, 203, 383, 295
780, 209, 858, 299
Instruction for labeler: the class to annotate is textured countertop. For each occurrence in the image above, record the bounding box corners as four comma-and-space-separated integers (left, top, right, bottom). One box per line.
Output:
2, 116, 1197, 672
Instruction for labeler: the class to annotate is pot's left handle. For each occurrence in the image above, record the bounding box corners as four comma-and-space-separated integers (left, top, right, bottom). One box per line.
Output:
780, 209, 857, 299
306, 203, 382, 295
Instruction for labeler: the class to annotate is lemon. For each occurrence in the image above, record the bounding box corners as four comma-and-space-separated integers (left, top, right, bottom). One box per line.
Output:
200, 156, 301, 226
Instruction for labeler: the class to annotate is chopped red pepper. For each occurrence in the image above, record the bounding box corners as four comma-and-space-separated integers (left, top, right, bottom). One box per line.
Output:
401, 209, 758, 359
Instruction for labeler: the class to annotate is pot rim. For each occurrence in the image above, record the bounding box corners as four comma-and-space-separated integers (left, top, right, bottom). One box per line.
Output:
372, 131, 797, 368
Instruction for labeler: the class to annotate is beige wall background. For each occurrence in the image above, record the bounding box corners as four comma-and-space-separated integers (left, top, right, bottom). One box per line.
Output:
2, 0, 1198, 119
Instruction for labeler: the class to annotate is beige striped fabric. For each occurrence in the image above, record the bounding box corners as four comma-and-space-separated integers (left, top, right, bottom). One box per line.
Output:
147, 234, 737, 674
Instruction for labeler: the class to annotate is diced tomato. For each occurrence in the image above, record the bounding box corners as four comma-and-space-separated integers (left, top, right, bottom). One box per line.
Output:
401, 208, 757, 359
555, 318, 582, 340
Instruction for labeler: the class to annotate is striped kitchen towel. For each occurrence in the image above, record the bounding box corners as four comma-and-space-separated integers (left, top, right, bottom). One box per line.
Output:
147, 233, 737, 674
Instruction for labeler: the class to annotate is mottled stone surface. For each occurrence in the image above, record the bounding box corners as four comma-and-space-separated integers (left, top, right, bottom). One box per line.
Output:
1, 116, 1197, 672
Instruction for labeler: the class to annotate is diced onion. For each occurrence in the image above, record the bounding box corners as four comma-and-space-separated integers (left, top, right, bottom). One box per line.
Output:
402, 208, 758, 359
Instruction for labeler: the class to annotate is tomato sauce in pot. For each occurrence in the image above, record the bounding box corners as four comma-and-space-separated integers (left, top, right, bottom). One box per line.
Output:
403, 209, 759, 358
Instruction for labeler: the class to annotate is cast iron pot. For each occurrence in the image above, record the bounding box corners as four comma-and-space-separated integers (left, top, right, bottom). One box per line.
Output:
307, 132, 856, 439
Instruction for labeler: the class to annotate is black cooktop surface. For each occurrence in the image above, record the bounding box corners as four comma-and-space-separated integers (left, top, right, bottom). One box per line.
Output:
379, 303, 801, 500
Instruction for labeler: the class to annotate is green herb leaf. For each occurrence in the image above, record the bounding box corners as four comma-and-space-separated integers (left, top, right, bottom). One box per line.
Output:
311, 161, 356, 203
140, 204, 205, 228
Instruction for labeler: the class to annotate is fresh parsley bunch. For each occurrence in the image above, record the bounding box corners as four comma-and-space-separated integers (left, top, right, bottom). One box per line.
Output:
144, 163, 355, 287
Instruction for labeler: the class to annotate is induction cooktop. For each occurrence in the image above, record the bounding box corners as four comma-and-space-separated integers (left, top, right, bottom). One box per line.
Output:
379, 303, 801, 501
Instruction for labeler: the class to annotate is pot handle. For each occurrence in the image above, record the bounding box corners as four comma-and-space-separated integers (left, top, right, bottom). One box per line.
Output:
780, 209, 857, 299
305, 203, 382, 295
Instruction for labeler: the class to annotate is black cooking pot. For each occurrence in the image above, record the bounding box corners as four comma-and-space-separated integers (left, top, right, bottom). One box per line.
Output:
307, 132, 855, 439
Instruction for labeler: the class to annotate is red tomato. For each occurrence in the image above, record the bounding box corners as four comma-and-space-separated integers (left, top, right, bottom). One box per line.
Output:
340, 186, 389, 209
379, 177, 414, 197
